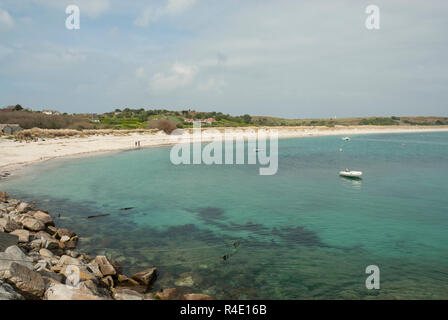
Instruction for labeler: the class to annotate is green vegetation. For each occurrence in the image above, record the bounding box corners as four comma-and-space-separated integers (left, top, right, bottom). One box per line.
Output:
2, 104, 448, 130
359, 117, 398, 125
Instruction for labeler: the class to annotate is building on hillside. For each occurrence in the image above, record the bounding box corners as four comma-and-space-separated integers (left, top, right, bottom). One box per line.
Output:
203, 118, 217, 125
0, 124, 23, 135
42, 109, 61, 115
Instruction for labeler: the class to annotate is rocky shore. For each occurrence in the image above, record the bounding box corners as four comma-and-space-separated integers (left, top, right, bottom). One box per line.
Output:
0, 191, 214, 300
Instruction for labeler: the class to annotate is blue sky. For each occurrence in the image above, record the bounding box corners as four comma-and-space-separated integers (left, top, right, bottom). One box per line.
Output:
0, 0, 447, 118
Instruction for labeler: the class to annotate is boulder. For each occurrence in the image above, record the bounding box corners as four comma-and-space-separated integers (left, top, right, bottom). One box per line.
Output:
29, 239, 43, 250
32, 211, 54, 226
79, 280, 112, 299
39, 248, 54, 259
0, 232, 18, 251
60, 235, 70, 243
155, 288, 181, 300
16, 202, 31, 213
38, 270, 63, 284
94, 256, 117, 276
0, 217, 21, 233
7, 199, 19, 206
86, 262, 103, 278
44, 283, 110, 300
63, 236, 78, 249
56, 228, 75, 239
116, 274, 140, 287
22, 217, 45, 231
0, 192, 8, 203
1, 262, 45, 299
131, 267, 157, 286
112, 287, 144, 300
0, 281, 24, 300
101, 276, 114, 288
58, 256, 96, 282
181, 293, 214, 300
58, 255, 80, 267
35, 231, 60, 251
10, 229, 30, 243
46, 225, 58, 236
1, 246, 34, 269
40, 275, 62, 291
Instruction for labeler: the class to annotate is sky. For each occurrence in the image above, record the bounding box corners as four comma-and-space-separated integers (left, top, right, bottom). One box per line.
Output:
0, 0, 447, 118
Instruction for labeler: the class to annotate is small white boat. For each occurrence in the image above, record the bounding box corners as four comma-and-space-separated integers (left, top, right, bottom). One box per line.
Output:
342, 137, 351, 141
339, 170, 363, 178
254, 148, 264, 152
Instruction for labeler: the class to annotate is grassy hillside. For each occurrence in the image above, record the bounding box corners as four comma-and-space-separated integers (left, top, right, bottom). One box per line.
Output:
1, 105, 448, 132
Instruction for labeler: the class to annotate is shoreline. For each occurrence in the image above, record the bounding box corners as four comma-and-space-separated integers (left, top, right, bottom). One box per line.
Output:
1, 125, 448, 176
0, 192, 212, 300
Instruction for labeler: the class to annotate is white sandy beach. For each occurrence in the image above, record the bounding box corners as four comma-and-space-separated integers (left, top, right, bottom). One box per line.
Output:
1, 125, 448, 174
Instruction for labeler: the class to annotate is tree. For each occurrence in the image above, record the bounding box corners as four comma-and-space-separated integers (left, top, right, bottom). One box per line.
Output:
242, 114, 252, 124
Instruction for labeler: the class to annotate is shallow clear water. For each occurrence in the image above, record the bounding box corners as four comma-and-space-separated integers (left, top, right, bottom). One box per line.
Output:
2, 132, 448, 299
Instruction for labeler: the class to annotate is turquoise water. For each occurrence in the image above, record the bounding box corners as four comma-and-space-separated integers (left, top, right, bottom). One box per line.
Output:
2, 132, 448, 299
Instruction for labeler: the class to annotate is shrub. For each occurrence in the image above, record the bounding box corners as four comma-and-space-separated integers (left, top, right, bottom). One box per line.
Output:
146, 119, 177, 134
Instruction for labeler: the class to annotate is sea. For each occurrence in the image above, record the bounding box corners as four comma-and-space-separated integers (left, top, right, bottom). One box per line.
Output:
2, 132, 448, 299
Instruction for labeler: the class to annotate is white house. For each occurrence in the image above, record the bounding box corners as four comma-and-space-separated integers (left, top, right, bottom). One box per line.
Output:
42, 109, 61, 115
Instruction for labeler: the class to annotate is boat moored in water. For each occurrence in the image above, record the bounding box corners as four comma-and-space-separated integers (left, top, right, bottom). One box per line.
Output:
339, 170, 363, 178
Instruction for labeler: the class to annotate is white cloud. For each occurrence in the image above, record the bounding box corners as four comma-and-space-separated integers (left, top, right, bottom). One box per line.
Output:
0, 8, 14, 30
149, 62, 198, 93
134, 0, 197, 27
135, 66, 146, 79
76, 0, 110, 18
197, 77, 226, 93
33, 0, 110, 19
134, 7, 160, 27
165, 0, 197, 15
0, 45, 14, 60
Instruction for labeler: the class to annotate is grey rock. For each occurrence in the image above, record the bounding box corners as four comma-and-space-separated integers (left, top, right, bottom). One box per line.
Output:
0, 232, 18, 251
32, 211, 54, 226
44, 283, 110, 300
0, 217, 21, 232
112, 287, 144, 300
16, 202, 31, 213
94, 255, 117, 276
131, 267, 157, 286
1, 262, 45, 299
39, 248, 54, 259
10, 229, 30, 243
0, 281, 24, 300
22, 217, 45, 231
